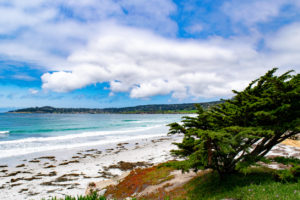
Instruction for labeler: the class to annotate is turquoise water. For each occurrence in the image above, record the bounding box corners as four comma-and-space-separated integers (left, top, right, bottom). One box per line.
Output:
0, 113, 185, 159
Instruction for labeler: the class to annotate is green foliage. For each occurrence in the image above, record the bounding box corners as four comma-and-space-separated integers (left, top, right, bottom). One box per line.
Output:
168, 68, 300, 175
182, 167, 300, 200
45, 192, 106, 200
266, 156, 300, 182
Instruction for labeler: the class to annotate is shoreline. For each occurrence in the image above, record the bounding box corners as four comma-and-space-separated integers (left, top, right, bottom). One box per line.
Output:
1, 133, 299, 200
0, 134, 183, 200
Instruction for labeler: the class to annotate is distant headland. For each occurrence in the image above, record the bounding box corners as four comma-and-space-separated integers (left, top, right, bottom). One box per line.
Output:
8, 100, 223, 114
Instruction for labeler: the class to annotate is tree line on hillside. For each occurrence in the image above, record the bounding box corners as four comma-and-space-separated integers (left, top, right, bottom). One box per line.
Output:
9, 101, 222, 114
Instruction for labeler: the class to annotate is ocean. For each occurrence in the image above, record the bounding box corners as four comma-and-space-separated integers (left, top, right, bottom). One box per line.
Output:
0, 113, 185, 160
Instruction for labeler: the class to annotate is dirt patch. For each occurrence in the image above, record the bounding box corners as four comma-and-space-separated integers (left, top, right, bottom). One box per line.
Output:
0, 165, 8, 168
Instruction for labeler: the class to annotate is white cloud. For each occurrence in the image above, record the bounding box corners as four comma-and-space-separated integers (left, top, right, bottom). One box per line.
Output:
41, 22, 299, 99
12, 74, 36, 81
29, 89, 39, 94
1, 0, 300, 101
0, 0, 177, 70
222, 0, 299, 26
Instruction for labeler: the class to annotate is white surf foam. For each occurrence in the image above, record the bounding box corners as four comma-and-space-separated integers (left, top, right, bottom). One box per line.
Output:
0, 124, 165, 145
0, 133, 167, 159
0, 131, 9, 134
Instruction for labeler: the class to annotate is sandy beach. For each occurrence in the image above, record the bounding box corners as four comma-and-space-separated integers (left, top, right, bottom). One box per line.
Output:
0, 134, 183, 200
0, 133, 299, 200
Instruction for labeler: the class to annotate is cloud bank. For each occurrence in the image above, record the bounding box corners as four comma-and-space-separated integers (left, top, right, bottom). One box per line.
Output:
42, 22, 299, 99
0, 0, 300, 100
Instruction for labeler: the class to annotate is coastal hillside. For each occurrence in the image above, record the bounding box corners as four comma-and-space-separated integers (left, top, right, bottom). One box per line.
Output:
8, 101, 222, 114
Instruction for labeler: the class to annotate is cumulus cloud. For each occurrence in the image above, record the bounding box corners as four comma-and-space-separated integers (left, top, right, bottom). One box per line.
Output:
41, 22, 299, 99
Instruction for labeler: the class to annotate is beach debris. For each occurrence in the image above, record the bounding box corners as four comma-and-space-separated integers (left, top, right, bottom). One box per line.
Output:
88, 182, 96, 187
37, 156, 56, 162
106, 161, 152, 171
16, 164, 25, 168
47, 189, 57, 193
106, 148, 114, 152
36, 171, 57, 177
41, 181, 79, 187
23, 176, 42, 181
28, 191, 39, 196
54, 173, 80, 182
98, 171, 118, 179
18, 188, 28, 193
59, 160, 79, 166
29, 159, 40, 163
11, 183, 22, 187
86, 149, 98, 152
5, 171, 22, 177
150, 138, 170, 144
82, 154, 96, 158
72, 156, 80, 159
44, 165, 56, 168
117, 142, 129, 146
61, 173, 80, 177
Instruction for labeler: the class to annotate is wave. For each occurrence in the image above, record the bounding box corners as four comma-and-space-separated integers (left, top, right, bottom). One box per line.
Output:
0, 131, 9, 134
0, 124, 165, 145
9, 126, 100, 134
0, 133, 167, 159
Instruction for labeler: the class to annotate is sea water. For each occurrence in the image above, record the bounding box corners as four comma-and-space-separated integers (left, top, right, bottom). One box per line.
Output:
0, 113, 186, 159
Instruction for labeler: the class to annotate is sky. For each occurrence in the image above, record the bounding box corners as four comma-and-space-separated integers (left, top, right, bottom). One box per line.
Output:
0, 0, 300, 109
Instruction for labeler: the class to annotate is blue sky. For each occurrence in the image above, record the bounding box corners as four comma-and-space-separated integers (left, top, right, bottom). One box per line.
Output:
0, 0, 299, 109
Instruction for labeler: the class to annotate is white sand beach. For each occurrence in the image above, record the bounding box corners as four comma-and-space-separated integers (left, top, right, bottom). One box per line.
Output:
0, 134, 183, 200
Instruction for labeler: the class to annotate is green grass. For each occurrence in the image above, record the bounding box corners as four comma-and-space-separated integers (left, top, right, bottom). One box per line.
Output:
180, 167, 300, 200
44, 192, 107, 200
